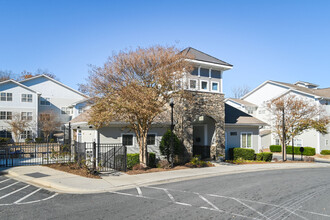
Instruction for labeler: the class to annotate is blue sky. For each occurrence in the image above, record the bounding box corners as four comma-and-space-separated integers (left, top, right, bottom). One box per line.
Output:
0, 0, 329, 97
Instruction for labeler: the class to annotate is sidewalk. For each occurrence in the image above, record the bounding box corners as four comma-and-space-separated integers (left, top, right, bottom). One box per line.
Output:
1, 162, 330, 194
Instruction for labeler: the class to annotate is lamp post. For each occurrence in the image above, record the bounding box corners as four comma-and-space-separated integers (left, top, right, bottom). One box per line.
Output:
282, 107, 287, 161
170, 98, 174, 168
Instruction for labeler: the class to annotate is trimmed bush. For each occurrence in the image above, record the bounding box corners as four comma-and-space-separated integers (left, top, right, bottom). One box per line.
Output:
159, 130, 182, 162
35, 138, 44, 143
321, 150, 330, 155
148, 152, 156, 168
270, 145, 281, 152
256, 152, 273, 162
231, 148, 255, 160
270, 145, 316, 156
127, 153, 139, 170
0, 137, 11, 143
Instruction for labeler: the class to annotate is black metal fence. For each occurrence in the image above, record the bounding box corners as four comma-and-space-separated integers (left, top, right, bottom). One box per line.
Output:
0, 142, 127, 172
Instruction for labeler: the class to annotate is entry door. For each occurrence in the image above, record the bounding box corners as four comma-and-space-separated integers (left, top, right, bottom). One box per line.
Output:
193, 125, 205, 146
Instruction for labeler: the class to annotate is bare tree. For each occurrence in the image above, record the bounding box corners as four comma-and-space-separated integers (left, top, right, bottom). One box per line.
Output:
6, 113, 29, 142
231, 85, 250, 98
83, 45, 193, 167
39, 111, 61, 142
267, 94, 329, 160
0, 70, 15, 82
19, 69, 58, 81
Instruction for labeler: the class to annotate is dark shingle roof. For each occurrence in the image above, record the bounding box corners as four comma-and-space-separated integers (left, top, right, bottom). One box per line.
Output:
225, 104, 267, 125
181, 47, 233, 67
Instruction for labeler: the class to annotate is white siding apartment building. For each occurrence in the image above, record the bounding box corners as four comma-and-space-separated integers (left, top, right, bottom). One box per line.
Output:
0, 75, 88, 142
226, 80, 330, 154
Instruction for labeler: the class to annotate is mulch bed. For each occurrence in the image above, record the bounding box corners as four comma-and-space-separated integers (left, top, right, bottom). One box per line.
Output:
227, 160, 314, 165
44, 163, 101, 179
125, 166, 190, 175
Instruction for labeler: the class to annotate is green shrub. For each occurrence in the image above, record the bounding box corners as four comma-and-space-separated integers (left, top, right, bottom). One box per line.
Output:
231, 148, 255, 160
321, 150, 330, 155
127, 153, 140, 170
256, 153, 263, 161
159, 130, 182, 162
50, 138, 55, 143
185, 156, 213, 168
35, 138, 44, 143
270, 145, 281, 152
0, 137, 11, 143
148, 152, 156, 168
270, 145, 316, 156
262, 152, 273, 162
25, 138, 32, 143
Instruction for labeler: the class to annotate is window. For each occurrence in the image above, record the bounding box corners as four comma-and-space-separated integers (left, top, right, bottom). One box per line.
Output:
40, 97, 50, 106
326, 140, 329, 146
21, 112, 32, 120
200, 68, 209, 77
122, 134, 133, 146
201, 81, 208, 91
0, 130, 12, 138
211, 82, 219, 92
241, 132, 252, 148
21, 94, 32, 102
189, 80, 197, 90
0, 111, 12, 120
21, 130, 32, 139
230, 132, 237, 136
275, 139, 280, 145
191, 68, 199, 76
78, 106, 84, 114
293, 138, 302, 147
211, 70, 221, 79
1, 93, 12, 101
61, 107, 72, 115
40, 113, 50, 121
147, 134, 156, 145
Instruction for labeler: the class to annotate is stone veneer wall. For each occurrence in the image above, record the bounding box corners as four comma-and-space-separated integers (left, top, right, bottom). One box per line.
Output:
173, 91, 225, 161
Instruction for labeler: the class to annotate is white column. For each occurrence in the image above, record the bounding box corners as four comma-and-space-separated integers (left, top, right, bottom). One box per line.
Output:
220, 71, 223, 93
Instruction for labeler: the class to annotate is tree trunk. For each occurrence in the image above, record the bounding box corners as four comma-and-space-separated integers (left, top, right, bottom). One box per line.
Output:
138, 133, 148, 167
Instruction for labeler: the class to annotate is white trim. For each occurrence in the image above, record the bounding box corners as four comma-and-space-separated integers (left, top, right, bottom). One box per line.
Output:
121, 133, 135, 147
198, 66, 201, 77
220, 72, 223, 93
189, 79, 198, 90
0, 80, 40, 94
240, 132, 253, 148
211, 81, 219, 92
200, 80, 209, 91
208, 68, 212, 78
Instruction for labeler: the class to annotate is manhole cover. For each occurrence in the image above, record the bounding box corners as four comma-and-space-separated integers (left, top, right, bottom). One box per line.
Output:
25, 172, 50, 178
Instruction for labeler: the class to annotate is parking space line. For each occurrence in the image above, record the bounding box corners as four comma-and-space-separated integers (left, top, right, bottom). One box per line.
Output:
0, 182, 19, 190
14, 188, 41, 204
136, 186, 142, 197
18, 193, 59, 205
196, 193, 222, 212
0, 185, 29, 200
163, 189, 175, 202
0, 179, 10, 184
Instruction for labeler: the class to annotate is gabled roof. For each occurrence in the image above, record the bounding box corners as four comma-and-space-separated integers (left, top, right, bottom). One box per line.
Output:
181, 47, 233, 67
242, 80, 330, 100
226, 98, 258, 107
19, 74, 89, 98
225, 104, 267, 126
0, 79, 40, 94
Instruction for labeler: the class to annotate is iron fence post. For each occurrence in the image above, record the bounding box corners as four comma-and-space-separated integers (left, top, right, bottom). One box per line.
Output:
93, 142, 96, 171
124, 145, 127, 172
114, 146, 116, 170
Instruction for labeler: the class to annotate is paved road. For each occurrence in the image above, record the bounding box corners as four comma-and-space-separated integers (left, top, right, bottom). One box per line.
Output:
1, 167, 330, 220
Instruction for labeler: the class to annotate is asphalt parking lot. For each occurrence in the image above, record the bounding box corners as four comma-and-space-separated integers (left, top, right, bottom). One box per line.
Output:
0, 175, 58, 206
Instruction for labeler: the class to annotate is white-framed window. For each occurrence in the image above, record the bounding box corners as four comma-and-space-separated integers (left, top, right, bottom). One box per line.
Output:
40, 113, 50, 121
21, 130, 32, 139
61, 107, 72, 115
122, 134, 134, 146
293, 138, 303, 147
0, 130, 12, 138
189, 79, 197, 90
275, 139, 280, 145
21, 94, 32, 102
0, 111, 12, 120
40, 97, 50, 106
147, 134, 156, 145
21, 112, 32, 121
0, 92, 12, 101
258, 110, 265, 114
241, 132, 252, 148
200, 80, 208, 91
211, 81, 219, 92
78, 106, 84, 114
326, 140, 329, 146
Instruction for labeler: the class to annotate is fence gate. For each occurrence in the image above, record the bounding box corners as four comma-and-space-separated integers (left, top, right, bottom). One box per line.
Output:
74, 142, 127, 172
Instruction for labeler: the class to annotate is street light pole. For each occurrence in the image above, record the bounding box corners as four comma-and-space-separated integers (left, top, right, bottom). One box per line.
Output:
170, 98, 174, 168
282, 107, 286, 161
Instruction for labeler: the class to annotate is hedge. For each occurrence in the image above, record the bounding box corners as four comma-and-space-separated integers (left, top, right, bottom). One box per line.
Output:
269, 145, 315, 156
230, 148, 255, 160
256, 152, 273, 162
321, 150, 330, 155
126, 153, 157, 169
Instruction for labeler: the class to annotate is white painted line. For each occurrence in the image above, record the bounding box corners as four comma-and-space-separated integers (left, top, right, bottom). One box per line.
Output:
0, 185, 29, 200
175, 202, 192, 206
0, 179, 10, 184
14, 188, 41, 204
136, 187, 142, 197
19, 193, 59, 205
163, 189, 175, 202
0, 182, 19, 190
197, 193, 222, 212
231, 197, 271, 220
